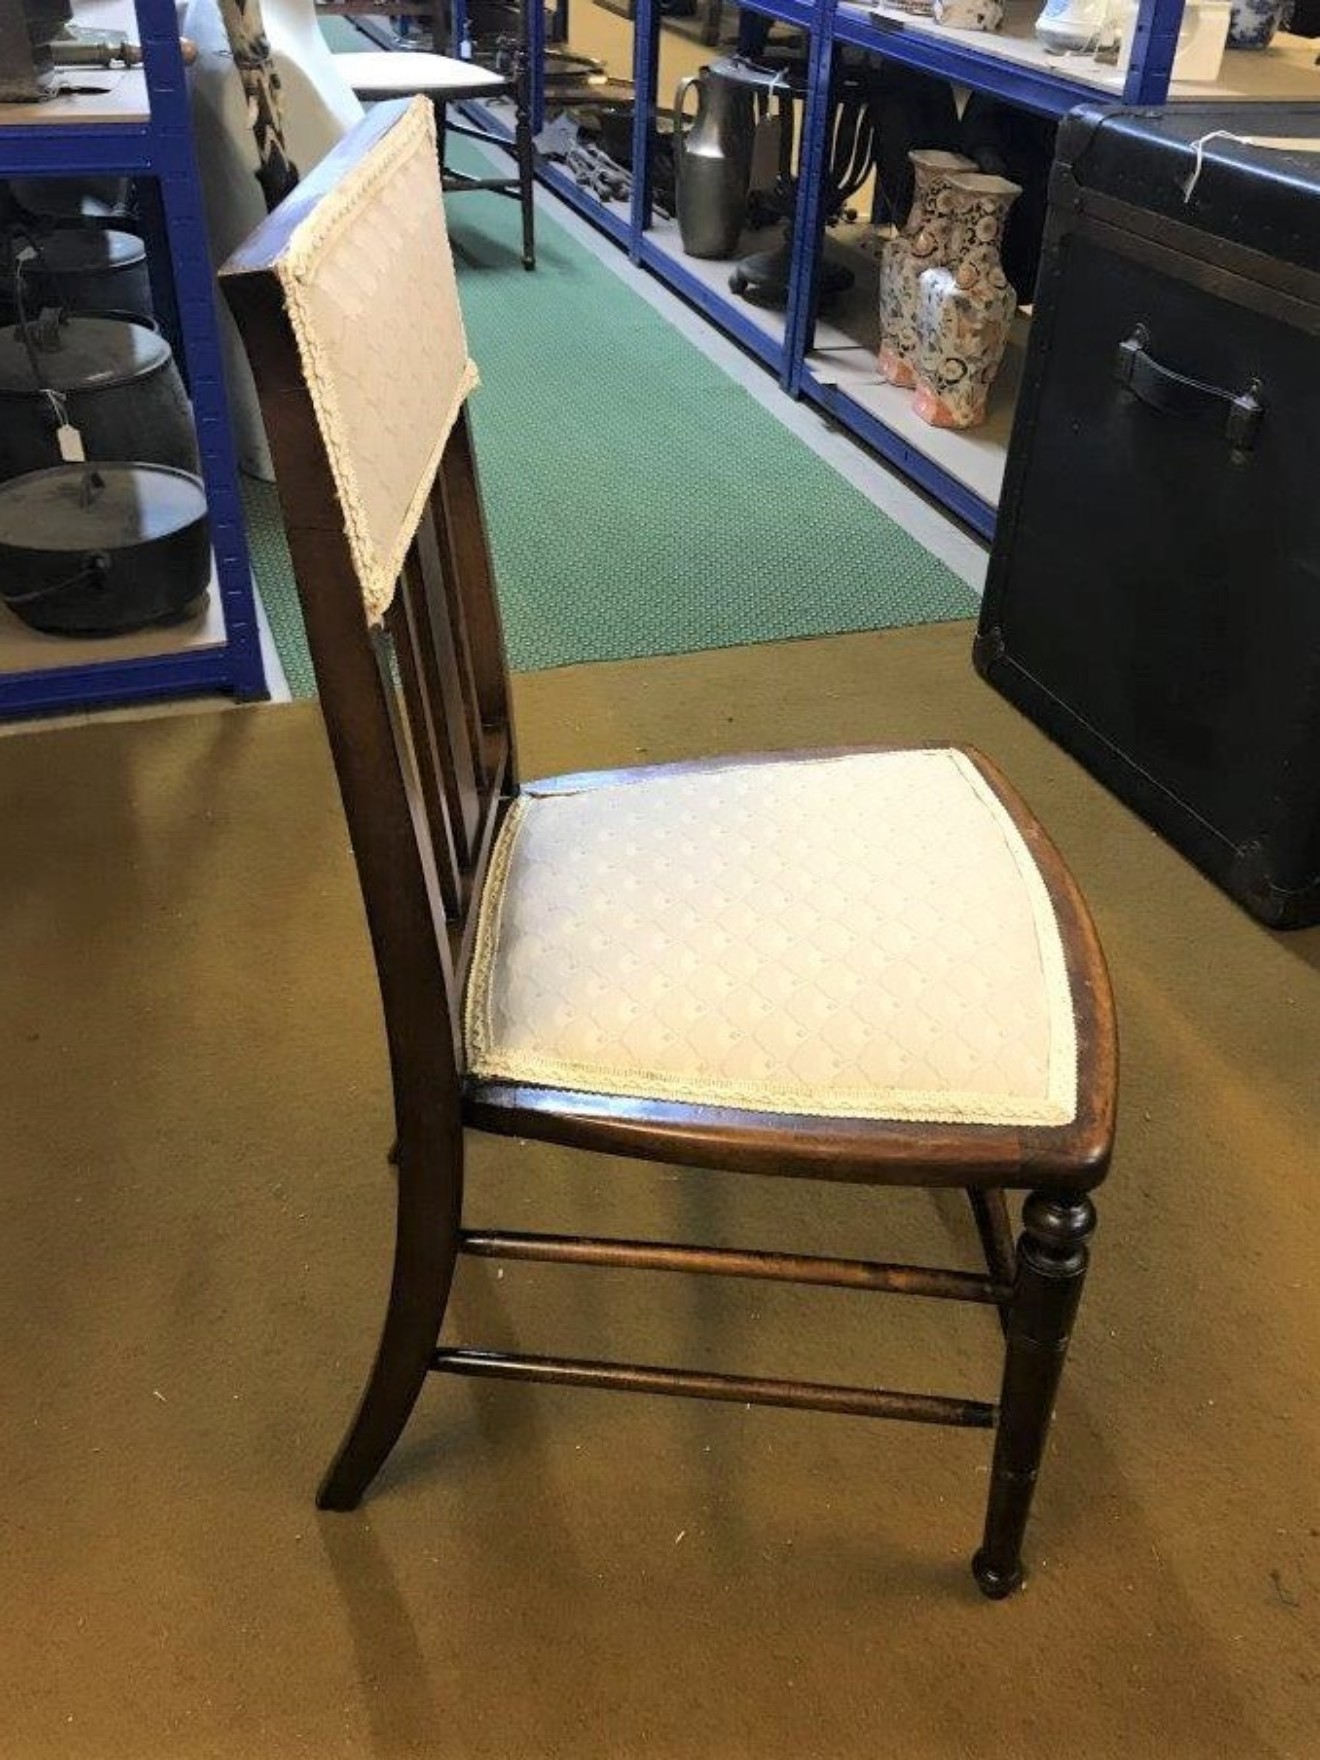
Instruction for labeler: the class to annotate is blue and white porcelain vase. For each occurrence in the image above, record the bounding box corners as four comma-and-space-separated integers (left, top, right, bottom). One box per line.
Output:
1228, 0, 1284, 46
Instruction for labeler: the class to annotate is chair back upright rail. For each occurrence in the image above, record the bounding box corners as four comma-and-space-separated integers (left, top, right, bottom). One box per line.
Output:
221, 99, 515, 1095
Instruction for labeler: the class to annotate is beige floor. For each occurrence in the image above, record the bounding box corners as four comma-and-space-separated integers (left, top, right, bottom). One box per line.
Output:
2, 621, 1318, 1758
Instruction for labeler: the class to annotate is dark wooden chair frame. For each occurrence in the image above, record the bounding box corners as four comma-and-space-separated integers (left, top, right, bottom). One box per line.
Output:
222, 101, 1116, 1599
433, 45, 536, 275
335, 0, 537, 270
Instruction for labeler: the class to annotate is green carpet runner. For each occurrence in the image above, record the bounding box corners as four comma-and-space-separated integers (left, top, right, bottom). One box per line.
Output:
246, 136, 976, 695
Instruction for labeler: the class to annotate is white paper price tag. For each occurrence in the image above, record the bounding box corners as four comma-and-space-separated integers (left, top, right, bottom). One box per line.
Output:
56, 423, 86, 463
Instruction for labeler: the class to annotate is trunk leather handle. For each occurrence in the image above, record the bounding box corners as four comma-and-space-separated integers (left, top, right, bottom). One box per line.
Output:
1115, 326, 1264, 453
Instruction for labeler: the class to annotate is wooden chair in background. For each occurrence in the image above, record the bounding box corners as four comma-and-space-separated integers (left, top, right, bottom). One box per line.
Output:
330, 0, 536, 270
221, 98, 1117, 1598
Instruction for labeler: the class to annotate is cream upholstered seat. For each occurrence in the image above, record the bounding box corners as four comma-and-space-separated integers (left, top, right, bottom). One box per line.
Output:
332, 51, 506, 100
465, 749, 1077, 1127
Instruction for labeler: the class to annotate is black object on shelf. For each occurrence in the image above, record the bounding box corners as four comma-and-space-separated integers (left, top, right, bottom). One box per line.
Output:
0, 311, 198, 483
7, 174, 133, 223
958, 94, 1055, 303
977, 102, 1320, 929
1, 226, 153, 322
0, 0, 72, 102
730, 53, 883, 311
0, 461, 209, 635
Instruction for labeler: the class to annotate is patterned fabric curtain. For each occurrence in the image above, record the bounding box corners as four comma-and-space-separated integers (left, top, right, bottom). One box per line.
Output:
216, 0, 301, 211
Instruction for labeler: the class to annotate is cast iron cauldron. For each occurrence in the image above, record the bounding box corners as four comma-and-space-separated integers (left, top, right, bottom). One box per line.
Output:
0, 463, 210, 635
0, 313, 198, 484
7, 177, 133, 224
8, 229, 154, 323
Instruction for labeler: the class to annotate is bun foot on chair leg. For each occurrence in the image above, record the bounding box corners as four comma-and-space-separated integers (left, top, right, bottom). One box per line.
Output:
974, 1190, 1097, 1601
972, 1547, 1024, 1600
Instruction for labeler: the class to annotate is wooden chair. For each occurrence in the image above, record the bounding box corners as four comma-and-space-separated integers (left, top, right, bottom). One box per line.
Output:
221, 98, 1117, 1598
332, 18, 535, 269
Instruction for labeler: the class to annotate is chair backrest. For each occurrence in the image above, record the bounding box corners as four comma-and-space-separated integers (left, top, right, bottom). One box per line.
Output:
221, 98, 516, 1121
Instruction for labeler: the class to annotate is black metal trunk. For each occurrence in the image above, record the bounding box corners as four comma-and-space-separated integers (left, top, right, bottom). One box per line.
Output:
977, 102, 1320, 929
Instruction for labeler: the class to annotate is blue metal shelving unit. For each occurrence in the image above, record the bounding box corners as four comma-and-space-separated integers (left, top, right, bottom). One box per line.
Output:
0, 0, 266, 717
456, 0, 1311, 533
780, 0, 1191, 533
482, 0, 1279, 535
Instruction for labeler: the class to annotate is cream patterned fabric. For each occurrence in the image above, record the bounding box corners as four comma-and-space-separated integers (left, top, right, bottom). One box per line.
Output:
465, 750, 1079, 1126
333, 51, 506, 96
274, 96, 478, 623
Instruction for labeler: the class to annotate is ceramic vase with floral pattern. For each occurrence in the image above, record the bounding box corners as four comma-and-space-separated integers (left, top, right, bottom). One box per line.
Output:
1228, 0, 1284, 45
876, 149, 976, 388
933, 0, 1005, 26
912, 172, 1021, 431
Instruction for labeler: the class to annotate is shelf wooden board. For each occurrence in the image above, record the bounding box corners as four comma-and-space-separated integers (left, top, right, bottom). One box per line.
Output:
808, 336, 1020, 506
852, 0, 1120, 95
0, 68, 148, 128
806, 231, 1020, 506
844, 2, 1320, 105
0, 2, 156, 129
1166, 30, 1320, 100
0, 575, 225, 678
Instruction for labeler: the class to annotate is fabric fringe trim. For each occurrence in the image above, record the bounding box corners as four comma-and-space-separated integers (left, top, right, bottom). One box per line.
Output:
274, 96, 479, 626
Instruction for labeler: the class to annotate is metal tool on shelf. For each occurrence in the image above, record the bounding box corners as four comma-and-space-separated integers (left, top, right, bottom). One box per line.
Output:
730, 54, 879, 310
2, 2, 197, 102
47, 26, 200, 67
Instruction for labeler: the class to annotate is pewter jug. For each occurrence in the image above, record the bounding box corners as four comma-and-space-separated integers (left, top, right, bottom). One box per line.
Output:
673, 61, 755, 260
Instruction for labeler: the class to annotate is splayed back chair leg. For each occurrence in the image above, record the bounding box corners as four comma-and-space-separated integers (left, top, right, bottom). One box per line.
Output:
318, 1143, 463, 1511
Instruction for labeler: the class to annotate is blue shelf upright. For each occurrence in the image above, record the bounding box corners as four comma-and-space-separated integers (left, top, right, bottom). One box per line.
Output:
0, 0, 267, 718
431, 0, 1318, 536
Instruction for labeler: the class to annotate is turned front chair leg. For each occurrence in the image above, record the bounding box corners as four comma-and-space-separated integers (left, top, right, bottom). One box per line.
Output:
973, 1190, 1097, 1599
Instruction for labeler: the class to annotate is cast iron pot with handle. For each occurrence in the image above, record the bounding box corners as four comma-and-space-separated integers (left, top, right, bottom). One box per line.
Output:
6, 177, 134, 225
1, 228, 154, 324
0, 462, 210, 635
0, 311, 198, 483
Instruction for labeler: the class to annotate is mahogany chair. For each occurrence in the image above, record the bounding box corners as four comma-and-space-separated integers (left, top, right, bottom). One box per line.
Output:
331, 0, 536, 270
221, 98, 1117, 1599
